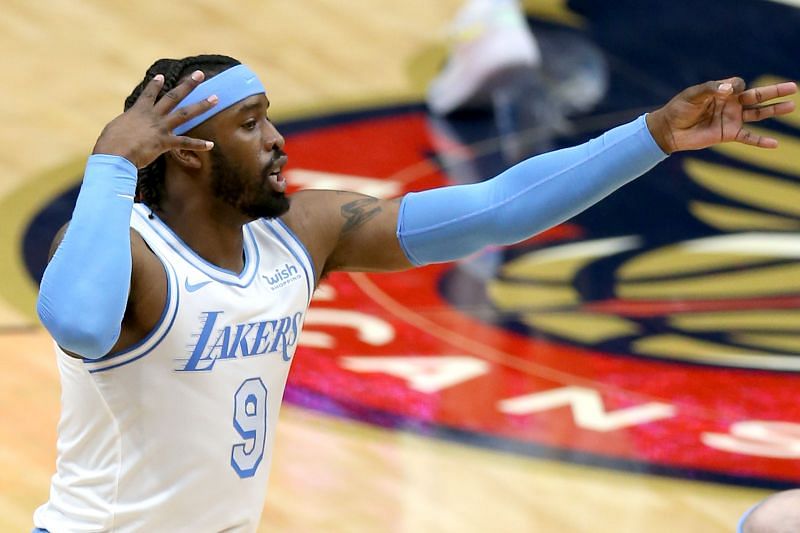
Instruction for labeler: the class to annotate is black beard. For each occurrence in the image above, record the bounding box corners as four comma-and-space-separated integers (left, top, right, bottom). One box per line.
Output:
209, 149, 290, 219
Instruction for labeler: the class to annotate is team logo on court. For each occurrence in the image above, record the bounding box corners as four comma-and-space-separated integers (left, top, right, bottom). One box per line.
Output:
20, 102, 800, 489
472, 79, 800, 373
278, 91, 800, 488
17, 6, 800, 490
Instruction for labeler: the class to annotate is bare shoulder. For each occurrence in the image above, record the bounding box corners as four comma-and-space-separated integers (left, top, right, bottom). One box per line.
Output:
123, 224, 169, 349
279, 189, 339, 244
279, 190, 347, 282
281, 189, 384, 240
280, 189, 410, 280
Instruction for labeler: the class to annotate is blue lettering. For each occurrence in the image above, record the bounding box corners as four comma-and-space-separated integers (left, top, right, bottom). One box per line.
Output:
251, 320, 276, 355
229, 322, 257, 357
270, 317, 293, 361
265, 263, 300, 286
209, 327, 233, 361
181, 311, 305, 371
183, 311, 223, 371
288, 312, 303, 345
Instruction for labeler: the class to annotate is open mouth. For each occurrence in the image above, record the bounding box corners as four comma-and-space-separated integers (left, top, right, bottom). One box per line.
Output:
266, 171, 286, 194
266, 155, 288, 193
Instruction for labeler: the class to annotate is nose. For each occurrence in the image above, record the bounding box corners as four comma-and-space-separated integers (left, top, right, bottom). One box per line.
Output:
263, 120, 285, 151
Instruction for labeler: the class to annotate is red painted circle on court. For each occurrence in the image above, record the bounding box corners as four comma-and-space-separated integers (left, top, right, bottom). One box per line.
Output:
282, 110, 800, 487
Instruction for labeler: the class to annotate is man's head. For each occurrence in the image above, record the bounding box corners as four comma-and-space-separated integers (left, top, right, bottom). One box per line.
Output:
126, 54, 289, 220
741, 489, 800, 533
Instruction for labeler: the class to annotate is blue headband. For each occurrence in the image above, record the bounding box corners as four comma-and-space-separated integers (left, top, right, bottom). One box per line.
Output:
172, 64, 266, 135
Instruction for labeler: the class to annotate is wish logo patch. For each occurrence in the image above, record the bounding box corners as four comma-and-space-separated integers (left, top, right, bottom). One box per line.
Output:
263, 262, 302, 291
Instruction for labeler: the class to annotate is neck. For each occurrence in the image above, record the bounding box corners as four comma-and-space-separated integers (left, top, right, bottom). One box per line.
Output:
155, 194, 253, 274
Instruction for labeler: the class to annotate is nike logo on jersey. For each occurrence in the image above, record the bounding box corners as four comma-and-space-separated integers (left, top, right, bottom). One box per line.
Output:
185, 278, 212, 292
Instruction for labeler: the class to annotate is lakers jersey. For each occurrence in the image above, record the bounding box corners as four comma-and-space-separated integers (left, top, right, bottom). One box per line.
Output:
34, 203, 314, 532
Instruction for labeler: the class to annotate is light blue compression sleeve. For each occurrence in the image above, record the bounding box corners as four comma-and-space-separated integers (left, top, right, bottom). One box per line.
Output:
37, 154, 137, 359
396, 114, 668, 265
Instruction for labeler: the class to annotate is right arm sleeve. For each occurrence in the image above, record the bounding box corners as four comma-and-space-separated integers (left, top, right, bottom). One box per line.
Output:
36, 154, 137, 359
396, 115, 667, 265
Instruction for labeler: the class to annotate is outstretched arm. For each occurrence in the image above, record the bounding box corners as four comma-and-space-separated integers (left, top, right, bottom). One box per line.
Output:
287, 78, 796, 277
286, 78, 797, 275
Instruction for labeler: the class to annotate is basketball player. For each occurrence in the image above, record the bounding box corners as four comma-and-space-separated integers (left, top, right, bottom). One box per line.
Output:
33, 54, 796, 531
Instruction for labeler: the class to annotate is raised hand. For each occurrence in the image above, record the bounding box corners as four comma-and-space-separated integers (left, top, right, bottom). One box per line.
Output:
646, 77, 797, 154
92, 70, 218, 168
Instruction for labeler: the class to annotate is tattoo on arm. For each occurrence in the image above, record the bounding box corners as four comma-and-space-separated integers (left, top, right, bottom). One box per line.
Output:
340, 198, 382, 234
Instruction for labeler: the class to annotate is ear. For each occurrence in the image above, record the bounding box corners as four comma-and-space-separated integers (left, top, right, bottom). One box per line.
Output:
168, 148, 205, 170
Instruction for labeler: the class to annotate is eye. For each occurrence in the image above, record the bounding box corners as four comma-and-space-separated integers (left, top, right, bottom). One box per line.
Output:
243, 119, 257, 131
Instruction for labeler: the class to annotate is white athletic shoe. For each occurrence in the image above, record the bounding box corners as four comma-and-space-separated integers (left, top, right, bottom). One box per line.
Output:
427, 0, 542, 115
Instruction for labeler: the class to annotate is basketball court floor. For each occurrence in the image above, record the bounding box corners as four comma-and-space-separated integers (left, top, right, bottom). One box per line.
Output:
2, 1, 800, 531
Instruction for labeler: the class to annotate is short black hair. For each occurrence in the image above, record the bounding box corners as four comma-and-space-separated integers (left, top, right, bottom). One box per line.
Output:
124, 54, 241, 214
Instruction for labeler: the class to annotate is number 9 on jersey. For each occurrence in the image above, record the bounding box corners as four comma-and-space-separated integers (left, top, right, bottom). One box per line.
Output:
231, 377, 268, 478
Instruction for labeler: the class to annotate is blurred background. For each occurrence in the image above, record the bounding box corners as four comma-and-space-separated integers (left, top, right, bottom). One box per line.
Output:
2, 0, 800, 531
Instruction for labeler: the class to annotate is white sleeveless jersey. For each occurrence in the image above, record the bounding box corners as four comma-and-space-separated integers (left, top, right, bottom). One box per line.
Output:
34, 204, 314, 532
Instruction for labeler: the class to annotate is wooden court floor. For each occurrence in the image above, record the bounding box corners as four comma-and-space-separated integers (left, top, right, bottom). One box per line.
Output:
0, 1, 782, 531
0, 327, 765, 532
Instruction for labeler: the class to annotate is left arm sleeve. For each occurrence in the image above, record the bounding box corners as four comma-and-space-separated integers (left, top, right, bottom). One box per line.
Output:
36, 154, 137, 358
396, 114, 667, 265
